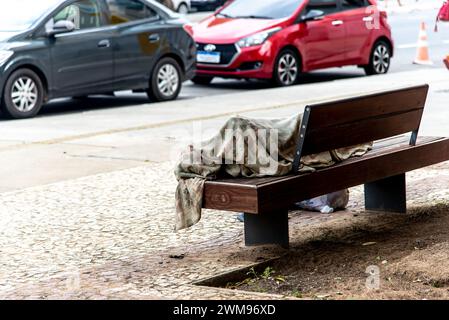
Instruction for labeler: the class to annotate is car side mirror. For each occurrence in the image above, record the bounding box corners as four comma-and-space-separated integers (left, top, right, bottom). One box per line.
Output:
299, 10, 325, 23
47, 20, 76, 37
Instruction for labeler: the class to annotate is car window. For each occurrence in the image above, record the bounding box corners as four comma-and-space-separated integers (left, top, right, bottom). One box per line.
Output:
341, 0, 367, 10
51, 0, 102, 30
105, 0, 158, 25
219, 0, 304, 20
306, 0, 339, 16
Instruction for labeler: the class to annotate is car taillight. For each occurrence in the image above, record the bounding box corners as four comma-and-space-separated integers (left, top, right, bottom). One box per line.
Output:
183, 24, 194, 37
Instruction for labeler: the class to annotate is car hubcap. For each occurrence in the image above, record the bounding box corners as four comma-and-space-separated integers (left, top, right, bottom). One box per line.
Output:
373, 44, 390, 74
278, 53, 298, 85
178, 4, 188, 14
11, 76, 38, 112
157, 64, 179, 97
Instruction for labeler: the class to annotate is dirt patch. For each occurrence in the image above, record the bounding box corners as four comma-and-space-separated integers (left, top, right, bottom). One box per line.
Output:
217, 202, 449, 300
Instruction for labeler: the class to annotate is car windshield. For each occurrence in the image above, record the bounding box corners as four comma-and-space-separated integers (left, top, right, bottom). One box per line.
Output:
0, 0, 61, 32
218, 0, 303, 20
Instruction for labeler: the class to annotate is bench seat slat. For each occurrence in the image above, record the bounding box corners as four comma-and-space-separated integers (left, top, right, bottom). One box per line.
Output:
306, 85, 428, 128
205, 135, 439, 188
203, 137, 449, 214
296, 85, 429, 159
367, 135, 438, 156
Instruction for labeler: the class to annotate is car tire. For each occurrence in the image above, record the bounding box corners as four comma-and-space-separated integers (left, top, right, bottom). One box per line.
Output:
364, 41, 391, 76
72, 95, 89, 100
191, 76, 214, 85
1, 68, 44, 119
273, 49, 301, 87
177, 3, 189, 14
147, 57, 182, 102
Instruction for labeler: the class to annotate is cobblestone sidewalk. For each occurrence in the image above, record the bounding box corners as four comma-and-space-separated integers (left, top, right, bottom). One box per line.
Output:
0, 161, 448, 299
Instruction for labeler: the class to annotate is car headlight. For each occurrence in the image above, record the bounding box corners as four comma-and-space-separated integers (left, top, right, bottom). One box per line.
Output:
0, 50, 13, 66
237, 27, 282, 48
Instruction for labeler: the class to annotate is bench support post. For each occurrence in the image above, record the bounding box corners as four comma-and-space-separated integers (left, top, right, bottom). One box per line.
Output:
244, 210, 289, 248
364, 173, 407, 213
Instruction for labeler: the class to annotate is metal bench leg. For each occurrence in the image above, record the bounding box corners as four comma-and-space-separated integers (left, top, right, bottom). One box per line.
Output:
364, 173, 407, 213
244, 210, 289, 248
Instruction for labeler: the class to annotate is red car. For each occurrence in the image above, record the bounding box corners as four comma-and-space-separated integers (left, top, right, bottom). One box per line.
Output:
191, 0, 393, 86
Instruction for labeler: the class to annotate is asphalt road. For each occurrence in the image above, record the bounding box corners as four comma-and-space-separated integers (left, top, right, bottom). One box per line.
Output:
1, 6, 448, 193
36, 6, 449, 112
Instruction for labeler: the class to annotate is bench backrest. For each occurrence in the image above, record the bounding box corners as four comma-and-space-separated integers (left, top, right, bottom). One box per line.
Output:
292, 85, 429, 172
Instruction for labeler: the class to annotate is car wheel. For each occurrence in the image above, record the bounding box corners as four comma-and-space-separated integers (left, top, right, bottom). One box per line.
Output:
147, 57, 182, 102
177, 3, 189, 14
273, 49, 301, 87
1, 68, 44, 119
191, 76, 214, 85
364, 41, 391, 76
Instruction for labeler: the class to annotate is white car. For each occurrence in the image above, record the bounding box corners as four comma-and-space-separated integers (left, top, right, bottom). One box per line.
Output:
157, 0, 191, 13
173, 0, 191, 13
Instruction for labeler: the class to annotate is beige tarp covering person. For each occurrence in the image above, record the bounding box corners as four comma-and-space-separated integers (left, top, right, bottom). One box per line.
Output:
174, 114, 372, 231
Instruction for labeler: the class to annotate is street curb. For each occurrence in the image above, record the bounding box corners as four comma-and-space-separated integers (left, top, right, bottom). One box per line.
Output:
1, 69, 448, 152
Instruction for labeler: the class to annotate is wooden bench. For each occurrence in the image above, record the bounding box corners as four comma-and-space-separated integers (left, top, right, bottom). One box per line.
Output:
202, 85, 449, 248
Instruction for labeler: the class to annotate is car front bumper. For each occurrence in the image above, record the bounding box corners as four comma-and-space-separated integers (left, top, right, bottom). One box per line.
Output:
195, 43, 276, 80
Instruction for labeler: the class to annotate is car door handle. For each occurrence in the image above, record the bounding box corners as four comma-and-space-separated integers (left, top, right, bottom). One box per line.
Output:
332, 20, 344, 26
98, 39, 111, 48
148, 34, 160, 43
363, 16, 374, 22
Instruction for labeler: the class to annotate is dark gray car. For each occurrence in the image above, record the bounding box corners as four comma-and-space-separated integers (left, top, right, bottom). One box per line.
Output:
0, 0, 196, 119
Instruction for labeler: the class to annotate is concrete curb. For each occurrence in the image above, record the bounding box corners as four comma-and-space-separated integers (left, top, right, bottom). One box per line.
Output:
1, 68, 448, 148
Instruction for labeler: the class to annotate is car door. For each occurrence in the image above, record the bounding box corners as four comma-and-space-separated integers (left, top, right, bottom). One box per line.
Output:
104, 0, 164, 90
300, 0, 347, 69
339, 0, 372, 62
48, 0, 114, 96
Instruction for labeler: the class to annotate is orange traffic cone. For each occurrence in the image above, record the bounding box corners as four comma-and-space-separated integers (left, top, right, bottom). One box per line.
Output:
413, 22, 433, 65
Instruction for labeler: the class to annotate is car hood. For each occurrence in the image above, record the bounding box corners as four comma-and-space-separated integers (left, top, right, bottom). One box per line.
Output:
192, 16, 286, 44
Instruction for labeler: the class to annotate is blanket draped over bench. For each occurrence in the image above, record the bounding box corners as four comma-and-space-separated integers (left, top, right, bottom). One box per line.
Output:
174, 114, 372, 231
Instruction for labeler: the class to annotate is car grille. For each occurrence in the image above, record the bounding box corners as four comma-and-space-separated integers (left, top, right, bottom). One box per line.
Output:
197, 43, 238, 65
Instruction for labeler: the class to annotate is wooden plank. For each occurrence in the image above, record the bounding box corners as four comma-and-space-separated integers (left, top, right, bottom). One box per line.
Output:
293, 85, 429, 170
203, 137, 449, 213
205, 136, 442, 189
306, 85, 429, 128
369, 136, 438, 156
203, 182, 258, 213
372, 135, 411, 150
302, 108, 424, 156
205, 136, 443, 189
257, 138, 449, 214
